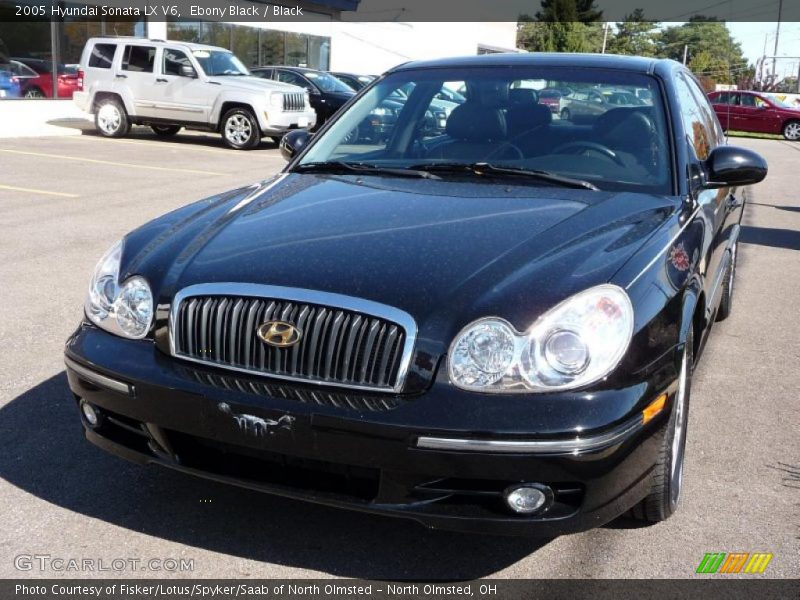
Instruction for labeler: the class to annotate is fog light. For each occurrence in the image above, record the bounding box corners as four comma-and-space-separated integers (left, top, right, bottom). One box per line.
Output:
80, 400, 100, 429
504, 484, 548, 514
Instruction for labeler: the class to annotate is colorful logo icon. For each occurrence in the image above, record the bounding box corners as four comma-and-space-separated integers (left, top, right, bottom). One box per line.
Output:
696, 552, 773, 574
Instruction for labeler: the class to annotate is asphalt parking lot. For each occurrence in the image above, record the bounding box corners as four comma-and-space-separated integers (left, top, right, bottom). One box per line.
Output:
0, 129, 797, 580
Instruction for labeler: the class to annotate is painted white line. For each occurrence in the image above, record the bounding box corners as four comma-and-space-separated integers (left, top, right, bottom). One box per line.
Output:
0, 183, 79, 198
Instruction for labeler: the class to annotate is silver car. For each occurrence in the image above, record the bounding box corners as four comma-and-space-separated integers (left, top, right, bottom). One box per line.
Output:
73, 37, 317, 149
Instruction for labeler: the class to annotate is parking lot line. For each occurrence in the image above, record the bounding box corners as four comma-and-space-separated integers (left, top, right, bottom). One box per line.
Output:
59, 134, 264, 157
0, 183, 79, 198
0, 148, 223, 176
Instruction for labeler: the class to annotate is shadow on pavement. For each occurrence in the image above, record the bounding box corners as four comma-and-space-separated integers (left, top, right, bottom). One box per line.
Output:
740, 225, 800, 252
0, 373, 548, 579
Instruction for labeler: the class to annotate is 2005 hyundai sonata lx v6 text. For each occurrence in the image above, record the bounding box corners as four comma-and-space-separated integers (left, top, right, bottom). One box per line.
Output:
65, 53, 767, 536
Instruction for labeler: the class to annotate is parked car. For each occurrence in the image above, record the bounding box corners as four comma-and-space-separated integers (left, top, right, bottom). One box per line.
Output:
66, 53, 766, 536
10, 58, 82, 98
329, 72, 375, 91
72, 38, 316, 149
560, 87, 645, 122
251, 66, 355, 128
538, 88, 566, 114
0, 67, 20, 99
708, 90, 800, 141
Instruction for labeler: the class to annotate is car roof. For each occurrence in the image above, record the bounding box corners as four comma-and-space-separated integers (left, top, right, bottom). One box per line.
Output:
390, 52, 674, 74
86, 37, 229, 53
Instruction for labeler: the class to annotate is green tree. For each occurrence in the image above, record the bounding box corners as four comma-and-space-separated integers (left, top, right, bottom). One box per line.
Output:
606, 9, 659, 57
517, 1, 604, 53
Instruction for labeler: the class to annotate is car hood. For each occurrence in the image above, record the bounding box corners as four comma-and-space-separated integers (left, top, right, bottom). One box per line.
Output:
206, 75, 303, 94
126, 174, 675, 363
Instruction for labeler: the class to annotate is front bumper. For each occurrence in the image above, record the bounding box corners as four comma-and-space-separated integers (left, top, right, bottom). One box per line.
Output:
259, 108, 317, 135
65, 324, 676, 536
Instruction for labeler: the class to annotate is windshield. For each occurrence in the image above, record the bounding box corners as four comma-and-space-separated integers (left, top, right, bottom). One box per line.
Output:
767, 95, 797, 109
298, 66, 671, 194
303, 71, 353, 93
192, 50, 249, 77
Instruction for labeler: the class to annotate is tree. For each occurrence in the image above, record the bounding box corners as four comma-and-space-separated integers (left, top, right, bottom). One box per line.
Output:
656, 19, 750, 86
517, 1, 604, 53
606, 9, 659, 57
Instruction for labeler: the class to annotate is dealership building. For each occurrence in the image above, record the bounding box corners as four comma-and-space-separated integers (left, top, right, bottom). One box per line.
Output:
0, 0, 517, 98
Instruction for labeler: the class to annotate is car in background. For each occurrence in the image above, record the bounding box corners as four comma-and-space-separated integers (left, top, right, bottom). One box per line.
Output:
708, 90, 800, 141
0, 39, 21, 99
538, 88, 567, 115
73, 38, 315, 149
330, 72, 375, 91
10, 58, 82, 98
560, 87, 645, 122
251, 66, 355, 128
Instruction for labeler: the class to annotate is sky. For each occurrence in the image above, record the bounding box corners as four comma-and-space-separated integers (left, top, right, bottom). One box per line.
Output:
726, 22, 800, 77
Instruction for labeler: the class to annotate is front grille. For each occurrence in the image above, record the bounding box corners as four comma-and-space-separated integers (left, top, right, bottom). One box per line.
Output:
172, 292, 408, 391
282, 92, 305, 112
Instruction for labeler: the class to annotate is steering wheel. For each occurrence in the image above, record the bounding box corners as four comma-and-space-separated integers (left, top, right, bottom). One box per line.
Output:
551, 141, 626, 168
483, 140, 525, 161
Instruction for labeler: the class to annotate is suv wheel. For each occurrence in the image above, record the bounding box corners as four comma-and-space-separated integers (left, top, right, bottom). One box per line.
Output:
560, 108, 571, 121
630, 328, 693, 523
151, 125, 182, 137
222, 108, 261, 150
782, 120, 800, 141
95, 97, 130, 138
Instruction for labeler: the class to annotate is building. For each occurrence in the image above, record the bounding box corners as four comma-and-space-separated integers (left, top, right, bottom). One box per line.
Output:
0, 0, 517, 99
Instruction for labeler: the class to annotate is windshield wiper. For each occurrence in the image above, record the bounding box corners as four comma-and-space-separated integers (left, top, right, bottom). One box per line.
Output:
407, 162, 599, 191
293, 161, 441, 180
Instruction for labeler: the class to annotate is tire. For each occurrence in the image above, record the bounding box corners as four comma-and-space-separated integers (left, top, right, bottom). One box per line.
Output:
630, 328, 693, 523
94, 97, 130, 138
151, 125, 181, 137
782, 120, 800, 141
24, 87, 45, 99
715, 241, 737, 322
560, 108, 571, 121
221, 107, 261, 150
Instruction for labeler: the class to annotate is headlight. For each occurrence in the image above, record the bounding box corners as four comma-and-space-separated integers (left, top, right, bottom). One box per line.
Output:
448, 284, 633, 392
84, 240, 154, 340
269, 92, 283, 108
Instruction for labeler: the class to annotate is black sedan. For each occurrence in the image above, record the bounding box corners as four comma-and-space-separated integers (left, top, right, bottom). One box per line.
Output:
250, 66, 355, 128
65, 53, 766, 536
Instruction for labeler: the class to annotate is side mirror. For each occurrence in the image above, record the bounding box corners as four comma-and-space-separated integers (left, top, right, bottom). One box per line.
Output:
279, 129, 312, 161
704, 145, 767, 188
180, 65, 197, 78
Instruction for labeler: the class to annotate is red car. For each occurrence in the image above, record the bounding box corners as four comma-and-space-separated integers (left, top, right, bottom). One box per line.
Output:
708, 90, 800, 141
10, 58, 82, 99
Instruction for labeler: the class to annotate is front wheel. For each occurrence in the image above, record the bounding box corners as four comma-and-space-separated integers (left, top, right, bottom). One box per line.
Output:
151, 125, 181, 137
94, 97, 130, 138
782, 120, 800, 141
221, 108, 261, 150
630, 328, 693, 523
560, 108, 571, 121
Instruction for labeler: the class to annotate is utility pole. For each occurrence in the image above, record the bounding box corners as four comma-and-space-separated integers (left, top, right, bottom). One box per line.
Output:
601, 22, 609, 54
772, 0, 783, 80
682, 44, 688, 65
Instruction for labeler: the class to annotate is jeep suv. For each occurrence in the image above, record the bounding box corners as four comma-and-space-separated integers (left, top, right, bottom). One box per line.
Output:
73, 37, 316, 149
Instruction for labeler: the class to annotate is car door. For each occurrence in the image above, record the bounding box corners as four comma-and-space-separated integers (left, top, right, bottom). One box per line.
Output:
676, 72, 738, 312
734, 93, 770, 133
150, 47, 210, 123
276, 69, 327, 118
117, 44, 158, 118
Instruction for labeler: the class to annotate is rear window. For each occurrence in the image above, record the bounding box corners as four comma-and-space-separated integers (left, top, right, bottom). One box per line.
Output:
88, 43, 116, 69
122, 45, 155, 73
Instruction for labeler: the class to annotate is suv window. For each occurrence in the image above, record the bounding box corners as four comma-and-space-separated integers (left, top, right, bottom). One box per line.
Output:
122, 45, 155, 73
88, 43, 116, 69
163, 48, 191, 76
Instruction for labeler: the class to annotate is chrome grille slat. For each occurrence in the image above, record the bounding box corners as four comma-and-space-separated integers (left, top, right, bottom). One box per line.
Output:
282, 92, 305, 112
170, 286, 412, 392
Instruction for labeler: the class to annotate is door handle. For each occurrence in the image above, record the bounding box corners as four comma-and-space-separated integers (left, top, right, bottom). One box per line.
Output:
155, 78, 168, 83
115, 73, 127, 79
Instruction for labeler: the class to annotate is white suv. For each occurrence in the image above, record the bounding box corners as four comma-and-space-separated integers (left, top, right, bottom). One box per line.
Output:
73, 37, 317, 149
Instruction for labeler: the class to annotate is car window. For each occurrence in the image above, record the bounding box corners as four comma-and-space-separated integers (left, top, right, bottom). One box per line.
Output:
9, 61, 37, 77
303, 71, 352, 93
122, 45, 155, 73
754, 96, 769, 108
674, 73, 718, 159
713, 92, 730, 105
88, 43, 116, 69
163, 49, 191, 76
740, 93, 756, 107
277, 70, 309, 89
192, 50, 248, 77
300, 67, 671, 194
